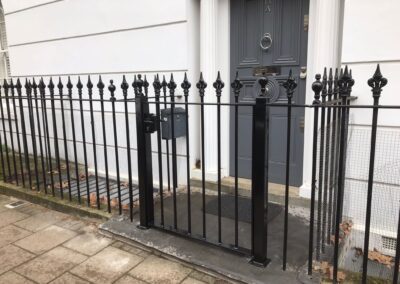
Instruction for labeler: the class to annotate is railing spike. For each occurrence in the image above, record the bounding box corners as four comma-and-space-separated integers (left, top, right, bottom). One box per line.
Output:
213, 71, 224, 97
15, 78, 22, 89
48, 77, 54, 89
196, 72, 207, 97
97, 75, 104, 89
181, 72, 191, 94
77, 76, 83, 89
66, 76, 73, 89
312, 74, 322, 104
87, 75, 93, 89
282, 69, 297, 99
153, 74, 162, 95
231, 72, 243, 97
368, 64, 387, 98
121, 75, 129, 91
167, 73, 177, 91
57, 77, 63, 90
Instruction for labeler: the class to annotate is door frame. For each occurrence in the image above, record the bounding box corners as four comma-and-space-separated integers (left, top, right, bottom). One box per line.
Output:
197, 0, 345, 194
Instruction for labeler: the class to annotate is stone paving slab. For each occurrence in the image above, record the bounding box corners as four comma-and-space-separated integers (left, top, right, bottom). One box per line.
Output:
0, 271, 35, 284
15, 246, 87, 284
0, 244, 35, 274
14, 210, 67, 232
63, 232, 113, 256
0, 210, 28, 228
129, 255, 193, 284
0, 225, 31, 248
49, 272, 90, 284
0, 194, 232, 284
71, 246, 143, 284
14, 225, 77, 254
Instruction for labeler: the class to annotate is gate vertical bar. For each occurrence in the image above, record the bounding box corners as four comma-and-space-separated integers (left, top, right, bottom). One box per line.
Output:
32, 79, 47, 192
77, 77, 90, 205
122, 75, 133, 221
197, 73, 207, 239
250, 77, 269, 267
308, 74, 322, 275
98, 77, 110, 211
0, 84, 11, 181
181, 73, 191, 233
88, 76, 100, 209
49, 78, 63, 198
168, 75, 178, 230
361, 65, 387, 284
282, 70, 297, 270
333, 66, 354, 283
67, 77, 80, 203
135, 76, 154, 228
109, 80, 121, 214
58, 78, 72, 200
213, 72, 224, 244
153, 75, 164, 226
162, 76, 171, 193
11, 80, 25, 187
39, 78, 54, 195
25, 80, 40, 191
4, 80, 19, 185
327, 69, 335, 241
231, 72, 243, 249
393, 208, 400, 283
317, 68, 328, 258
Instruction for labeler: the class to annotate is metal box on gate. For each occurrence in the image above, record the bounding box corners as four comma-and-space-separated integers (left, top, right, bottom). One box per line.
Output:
160, 107, 187, 139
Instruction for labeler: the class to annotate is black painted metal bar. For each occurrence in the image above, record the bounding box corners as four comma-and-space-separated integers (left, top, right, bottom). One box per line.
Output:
197, 73, 207, 239
122, 75, 133, 220
87, 76, 100, 209
181, 73, 191, 233
135, 76, 154, 228
153, 75, 164, 226
308, 74, 322, 275
168, 74, 178, 230
361, 65, 387, 284
98, 76, 110, 212
4, 80, 19, 185
162, 76, 171, 193
317, 68, 328, 258
32, 79, 46, 192
39, 78, 54, 195
282, 70, 297, 270
250, 77, 269, 267
231, 72, 243, 249
333, 67, 354, 283
24, 80, 40, 191
77, 77, 90, 205
393, 207, 400, 283
0, 84, 11, 181
58, 78, 72, 200
0, 85, 5, 181
49, 78, 63, 198
109, 80, 122, 214
331, 70, 340, 233
213, 72, 224, 244
327, 69, 335, 241
67, 77, 80, 203
11, 80, 25, 187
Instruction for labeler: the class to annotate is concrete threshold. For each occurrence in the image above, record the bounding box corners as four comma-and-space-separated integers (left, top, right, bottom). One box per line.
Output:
190, 177, 310, 208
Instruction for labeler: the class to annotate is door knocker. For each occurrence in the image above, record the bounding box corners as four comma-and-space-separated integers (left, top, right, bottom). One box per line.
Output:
260, 33, 273, 51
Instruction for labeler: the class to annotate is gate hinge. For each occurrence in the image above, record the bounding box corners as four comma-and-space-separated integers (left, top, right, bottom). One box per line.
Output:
144, 113, 158, 133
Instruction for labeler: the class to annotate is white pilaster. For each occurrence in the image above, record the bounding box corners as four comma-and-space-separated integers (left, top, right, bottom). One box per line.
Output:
300, 0, 344, 198
198, 0, 219, 181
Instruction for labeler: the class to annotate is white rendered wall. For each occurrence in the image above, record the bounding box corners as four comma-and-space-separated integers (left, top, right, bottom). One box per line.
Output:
1, 0, 201, 188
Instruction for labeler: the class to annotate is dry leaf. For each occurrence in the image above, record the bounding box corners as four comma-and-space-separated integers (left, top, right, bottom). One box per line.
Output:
110, 198, 119, 209
89, 192, 97, 207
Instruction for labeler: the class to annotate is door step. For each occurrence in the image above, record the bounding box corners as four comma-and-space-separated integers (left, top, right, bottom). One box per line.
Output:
190, 176, 310, 208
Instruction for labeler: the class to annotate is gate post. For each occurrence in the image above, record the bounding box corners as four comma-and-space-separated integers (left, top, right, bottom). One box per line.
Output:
250, 77, 270, 267
135, 77, 154, 229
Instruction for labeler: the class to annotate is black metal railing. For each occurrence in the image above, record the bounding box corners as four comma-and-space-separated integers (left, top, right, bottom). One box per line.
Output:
0, 64, 399, 283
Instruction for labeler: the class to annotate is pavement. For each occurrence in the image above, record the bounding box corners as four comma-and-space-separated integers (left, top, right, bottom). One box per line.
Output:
0, 194, 233, 284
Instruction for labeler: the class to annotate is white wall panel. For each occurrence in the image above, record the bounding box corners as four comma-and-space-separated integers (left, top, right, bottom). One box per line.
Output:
8, 23, 188, 76
2, 0, 57, 14
342, 0, 400, 63
5, 0, 186, 46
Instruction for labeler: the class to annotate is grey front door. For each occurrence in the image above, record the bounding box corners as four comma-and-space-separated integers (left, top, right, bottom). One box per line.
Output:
230, 0, 309, 186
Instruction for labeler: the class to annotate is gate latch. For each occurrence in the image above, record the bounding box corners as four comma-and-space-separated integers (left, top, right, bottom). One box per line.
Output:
144, 113, 158, 134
